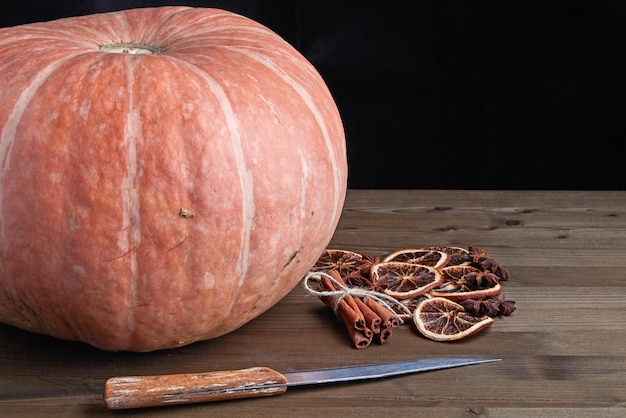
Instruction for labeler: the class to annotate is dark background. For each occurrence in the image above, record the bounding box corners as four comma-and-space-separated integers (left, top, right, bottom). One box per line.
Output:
2, 1, 624, 190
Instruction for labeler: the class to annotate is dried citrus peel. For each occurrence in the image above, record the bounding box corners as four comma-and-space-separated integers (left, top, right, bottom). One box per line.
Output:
413, 297, 495, 342
370, 262, 443, 299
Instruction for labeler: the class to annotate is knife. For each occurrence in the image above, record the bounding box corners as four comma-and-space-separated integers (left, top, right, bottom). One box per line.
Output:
103, 357, 499, 409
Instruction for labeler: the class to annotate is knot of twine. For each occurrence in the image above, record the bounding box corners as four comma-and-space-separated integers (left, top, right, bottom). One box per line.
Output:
302, 271, 412, 324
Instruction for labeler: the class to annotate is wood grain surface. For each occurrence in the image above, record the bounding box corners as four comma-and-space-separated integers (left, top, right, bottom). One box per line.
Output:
1, 190, 625, 417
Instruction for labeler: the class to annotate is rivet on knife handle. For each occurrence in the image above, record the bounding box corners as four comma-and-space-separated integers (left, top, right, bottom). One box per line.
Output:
103, 366, 288, 410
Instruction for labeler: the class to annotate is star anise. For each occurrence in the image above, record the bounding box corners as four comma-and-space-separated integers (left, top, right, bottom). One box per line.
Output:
468, 245, 511, 280
345, 254, 378, 288
462, 270, 501, 290
459, 295, 516, 317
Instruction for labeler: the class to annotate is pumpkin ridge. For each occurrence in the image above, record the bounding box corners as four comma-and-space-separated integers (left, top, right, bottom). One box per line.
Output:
173, 59, 256, 327
0, 54, 77, 242
225, 45, 346, 232
119, 58, 143, 345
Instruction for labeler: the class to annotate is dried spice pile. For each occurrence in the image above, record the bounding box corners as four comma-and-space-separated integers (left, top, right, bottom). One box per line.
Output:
303, 246, 515, 348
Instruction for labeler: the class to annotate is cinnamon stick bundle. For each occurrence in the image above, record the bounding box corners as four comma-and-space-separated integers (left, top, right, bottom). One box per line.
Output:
317, 271, 372, 348
314, 270, 400, 348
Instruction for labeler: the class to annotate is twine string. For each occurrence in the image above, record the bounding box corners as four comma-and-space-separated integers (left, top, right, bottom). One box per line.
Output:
302, 271, 411, 324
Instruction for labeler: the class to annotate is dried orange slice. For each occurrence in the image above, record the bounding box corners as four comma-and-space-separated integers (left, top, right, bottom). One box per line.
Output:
382, 248, 450, 269
413, 297, 495, 341
312, 249, 364, 275
312, 249, 375, 287
422, 246, 471, 266
429, 265, 502, 301
370, 262, 443, 299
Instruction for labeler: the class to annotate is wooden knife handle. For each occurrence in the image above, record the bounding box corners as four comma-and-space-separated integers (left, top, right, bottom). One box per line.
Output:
103, 366, 288, 410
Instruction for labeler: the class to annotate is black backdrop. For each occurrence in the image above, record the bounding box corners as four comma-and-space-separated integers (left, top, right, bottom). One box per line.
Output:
2, 1, 625, 190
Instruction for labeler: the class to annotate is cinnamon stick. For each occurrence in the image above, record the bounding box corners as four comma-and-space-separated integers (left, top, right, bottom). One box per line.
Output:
343, 321, 372, 349
353, 297, 381, 335
375, 325, 394, 345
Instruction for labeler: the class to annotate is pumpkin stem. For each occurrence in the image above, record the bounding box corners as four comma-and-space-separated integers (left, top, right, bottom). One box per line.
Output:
99, 43, 161, 55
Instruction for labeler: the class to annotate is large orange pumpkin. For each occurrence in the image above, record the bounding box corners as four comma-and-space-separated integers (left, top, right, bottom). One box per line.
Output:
0, 7, 347, 351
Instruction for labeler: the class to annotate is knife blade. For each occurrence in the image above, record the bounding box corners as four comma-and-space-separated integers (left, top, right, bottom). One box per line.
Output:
103, 357, 500, 410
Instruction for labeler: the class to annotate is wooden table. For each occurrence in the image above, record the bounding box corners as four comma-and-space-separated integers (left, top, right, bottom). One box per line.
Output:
1, 190, 625, 417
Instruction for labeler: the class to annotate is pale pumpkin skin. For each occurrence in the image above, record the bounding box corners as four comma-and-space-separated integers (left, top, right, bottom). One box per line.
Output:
0, 7, 347, 351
